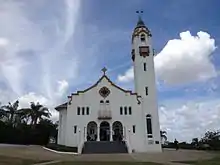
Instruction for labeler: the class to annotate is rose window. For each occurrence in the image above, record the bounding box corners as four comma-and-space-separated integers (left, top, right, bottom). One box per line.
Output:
99, 86, 110, 98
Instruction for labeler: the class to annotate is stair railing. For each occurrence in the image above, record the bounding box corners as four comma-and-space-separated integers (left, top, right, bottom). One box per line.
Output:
77, 127, 85, 154
78, 139, 84, 154
124, 128, 132, 153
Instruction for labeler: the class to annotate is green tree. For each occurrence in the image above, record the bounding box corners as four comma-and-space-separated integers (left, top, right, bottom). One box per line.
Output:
0, 100, 19, 125
191, 138, 199, 147
19, 102, 51, 126
200, 130, 220, 150
0, 108, 6, 120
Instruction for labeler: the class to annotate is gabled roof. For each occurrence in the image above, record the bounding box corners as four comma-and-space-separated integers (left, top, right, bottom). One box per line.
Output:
55, 73, 142, 111
70, 74, 138, 96
55, 102, 67, 111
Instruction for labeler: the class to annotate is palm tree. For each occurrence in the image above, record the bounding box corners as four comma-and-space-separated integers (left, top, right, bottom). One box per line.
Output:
19, 102, 51, 126
0, 100, 19, 125
16, 108, 31, 124
160, 130, 168, 142
0, 102, 6, 120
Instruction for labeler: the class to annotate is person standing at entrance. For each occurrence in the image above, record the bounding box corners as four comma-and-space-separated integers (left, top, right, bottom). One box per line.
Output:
174, 139, 179, 150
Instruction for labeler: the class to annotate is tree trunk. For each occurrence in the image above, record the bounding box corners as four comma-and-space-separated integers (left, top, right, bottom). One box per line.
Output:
9, 113, 14, 125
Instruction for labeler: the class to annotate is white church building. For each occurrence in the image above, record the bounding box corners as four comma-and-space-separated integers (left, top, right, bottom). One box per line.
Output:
55, 15, 162, 154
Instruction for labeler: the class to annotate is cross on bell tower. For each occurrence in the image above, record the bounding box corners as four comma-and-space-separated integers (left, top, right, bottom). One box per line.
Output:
136, 10, 143, 16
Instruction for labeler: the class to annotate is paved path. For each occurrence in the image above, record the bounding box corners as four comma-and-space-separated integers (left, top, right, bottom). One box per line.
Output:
0, 145, 216, 164
32, 160, 61, 165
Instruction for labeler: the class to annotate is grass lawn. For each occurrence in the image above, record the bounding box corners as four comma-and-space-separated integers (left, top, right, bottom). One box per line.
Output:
52, 162, 163, 165
0, 155, 47, 165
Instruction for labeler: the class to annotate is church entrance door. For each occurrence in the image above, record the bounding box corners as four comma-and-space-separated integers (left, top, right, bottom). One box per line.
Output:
112, 121, 123, 141
87, 121, 97, 141
99, 121, 110, 141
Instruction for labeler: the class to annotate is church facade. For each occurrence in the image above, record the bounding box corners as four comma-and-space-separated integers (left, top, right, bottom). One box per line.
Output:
55, 16, 162, 154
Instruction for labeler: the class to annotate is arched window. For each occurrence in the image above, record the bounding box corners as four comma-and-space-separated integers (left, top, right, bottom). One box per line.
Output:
120, 107, 123, 115
82, 107, 85, 115
100, 100, 104, 104
144, 63, 147, 71
141, 34, 145, 42
146, 114, 153, 137
106, 100, 109, 104
86, 107, 89, 115
132, 125, 136, 133
129, 107, 132, 115
74, 125, 77, 134
124, 107, 127, 115
77, 107, 80, 115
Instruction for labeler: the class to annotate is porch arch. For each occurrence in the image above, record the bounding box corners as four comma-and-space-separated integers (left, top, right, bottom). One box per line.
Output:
112, 121, 123, 141
99, 121, 110, 141
87, 121, 97, 141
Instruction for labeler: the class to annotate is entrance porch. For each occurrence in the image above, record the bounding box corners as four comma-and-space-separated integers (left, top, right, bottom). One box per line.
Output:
85, 121, 124, 142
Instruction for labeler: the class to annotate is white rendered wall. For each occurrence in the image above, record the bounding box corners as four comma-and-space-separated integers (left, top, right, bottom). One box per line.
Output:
57, 27, 162, 153
64, 76, 149, 152
57, 109, 67, 145
132, 29, 162, 152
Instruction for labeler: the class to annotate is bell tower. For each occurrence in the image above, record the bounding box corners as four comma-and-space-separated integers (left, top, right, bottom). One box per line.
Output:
132, 11, 154, 97
132, 11, 161, 151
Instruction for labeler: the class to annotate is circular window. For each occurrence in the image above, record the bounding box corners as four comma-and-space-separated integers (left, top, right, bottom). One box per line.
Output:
99, 86, 110, 98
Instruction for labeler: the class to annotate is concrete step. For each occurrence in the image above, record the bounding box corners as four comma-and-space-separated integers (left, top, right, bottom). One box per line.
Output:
82, 141, 128, 154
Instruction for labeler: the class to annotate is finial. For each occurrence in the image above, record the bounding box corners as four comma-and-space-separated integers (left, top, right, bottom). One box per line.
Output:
101, 67, 107, 75
135, 10, 145, 28
136, 10, 143, 18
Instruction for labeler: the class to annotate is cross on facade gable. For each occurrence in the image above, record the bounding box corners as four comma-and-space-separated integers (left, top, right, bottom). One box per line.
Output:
102, 67, 107, 75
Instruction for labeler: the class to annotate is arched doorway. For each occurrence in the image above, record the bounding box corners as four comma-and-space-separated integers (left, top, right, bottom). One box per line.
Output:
100, 121, 110, 141
87, 121, 97, 141
112, 121, 123, 141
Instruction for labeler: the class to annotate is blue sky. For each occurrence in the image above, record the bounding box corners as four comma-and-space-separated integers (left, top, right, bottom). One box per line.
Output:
0, 0, 219, 142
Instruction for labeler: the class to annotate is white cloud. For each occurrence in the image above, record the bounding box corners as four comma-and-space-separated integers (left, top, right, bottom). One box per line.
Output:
4, 78, 69, 122
116, 30, 220, 142
117, 31, 218, 85
18, 92, 49, 109
0, 1, 82, 121
159, 98, 220, 142
117, 67, 134, 83
155, 31, 217, 85
18, 92, 59, 122
0, 0, 133, 122
56, 80, 69, 97
0, 38, 9, 47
